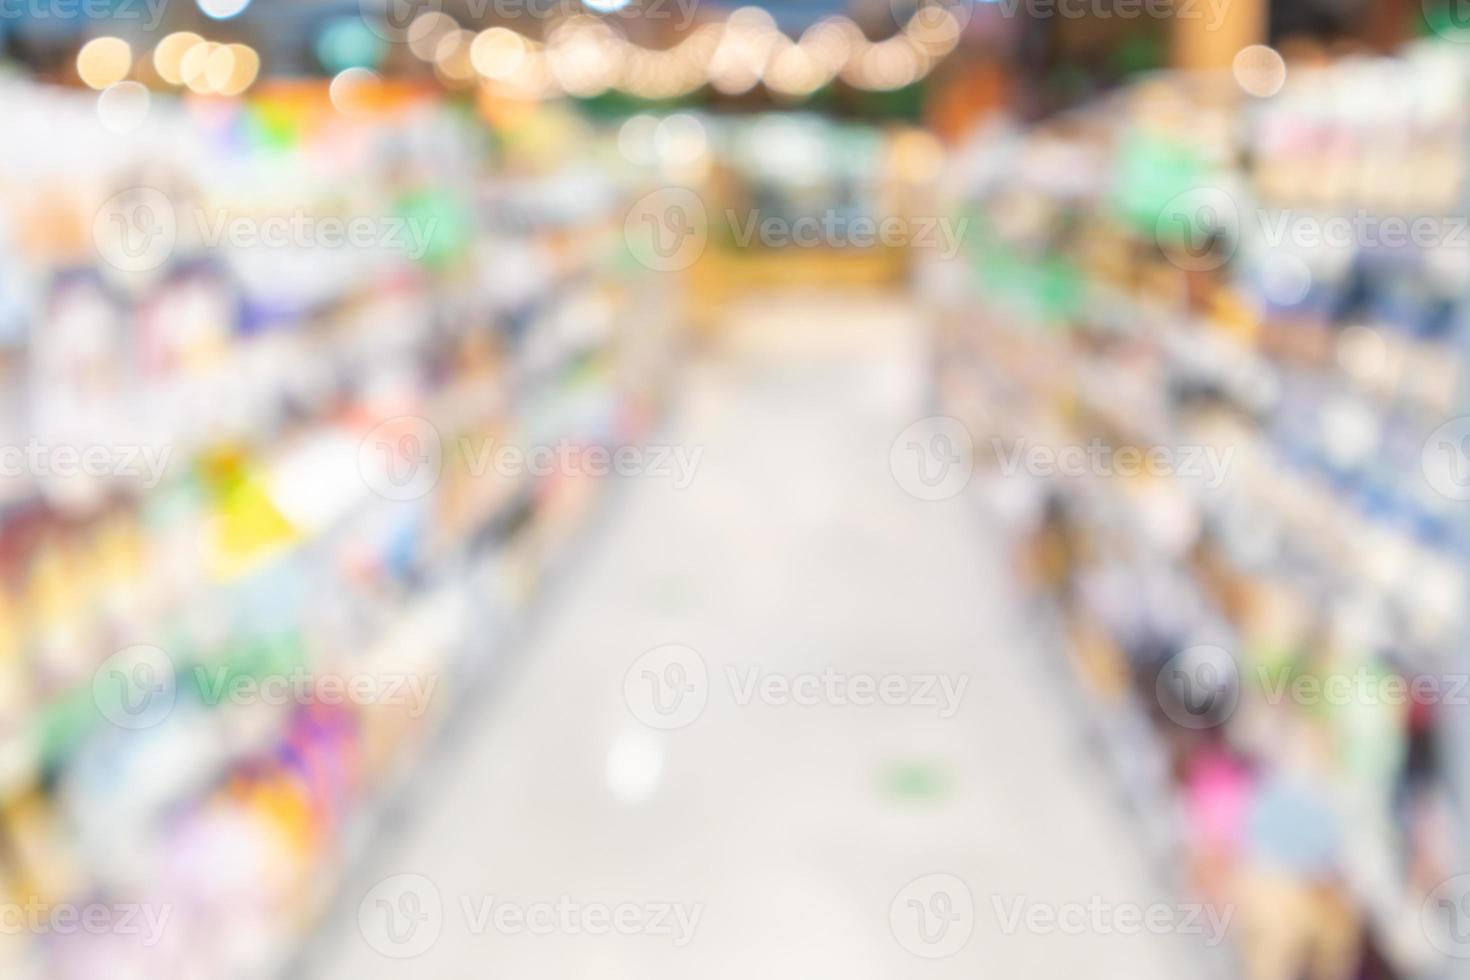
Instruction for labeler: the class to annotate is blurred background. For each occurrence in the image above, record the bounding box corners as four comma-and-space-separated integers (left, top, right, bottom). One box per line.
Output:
1, 0, 1469, 976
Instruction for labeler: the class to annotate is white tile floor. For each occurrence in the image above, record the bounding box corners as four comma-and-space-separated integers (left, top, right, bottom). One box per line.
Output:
311, 290, 1204, 979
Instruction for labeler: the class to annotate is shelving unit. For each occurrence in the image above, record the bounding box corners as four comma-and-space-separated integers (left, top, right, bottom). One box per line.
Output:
937, 42, 1470, 980
0, 82, 677, 978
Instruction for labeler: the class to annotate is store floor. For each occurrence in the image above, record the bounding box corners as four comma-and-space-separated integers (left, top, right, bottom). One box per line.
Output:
310, 289, 1205, 979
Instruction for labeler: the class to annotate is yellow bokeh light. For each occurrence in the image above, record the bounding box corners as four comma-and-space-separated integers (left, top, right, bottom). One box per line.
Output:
77, 37, 132, 90
801, 18, 864, 74
765, 44, 827, 98
434, 29, 476, 84
204, 44, 237, 93
181, 40, 217, 93
219, 44, 260, 96
153, 31, 203, 86
330, 67, 380, 115
471, 27, 526, 81
408, 12, 459, 61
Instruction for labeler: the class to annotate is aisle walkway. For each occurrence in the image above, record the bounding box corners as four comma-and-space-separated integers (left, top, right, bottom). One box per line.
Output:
313, 290, 1200, 979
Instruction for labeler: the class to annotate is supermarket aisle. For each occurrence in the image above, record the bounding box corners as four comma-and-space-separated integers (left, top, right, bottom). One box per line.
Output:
313, 290, 1202, 979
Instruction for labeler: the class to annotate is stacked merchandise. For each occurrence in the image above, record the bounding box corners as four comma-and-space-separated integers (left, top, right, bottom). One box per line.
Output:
0, 81, 675, 977
937, 41, 1468, 980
